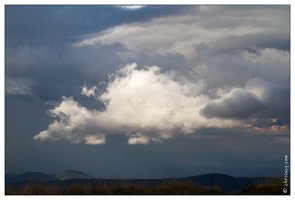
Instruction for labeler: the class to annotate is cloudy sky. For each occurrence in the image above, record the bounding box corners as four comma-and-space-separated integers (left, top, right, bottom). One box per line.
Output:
5, 5, 290, 178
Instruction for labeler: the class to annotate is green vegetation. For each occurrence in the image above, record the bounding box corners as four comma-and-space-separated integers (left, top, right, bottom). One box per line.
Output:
6, 178, 289, 195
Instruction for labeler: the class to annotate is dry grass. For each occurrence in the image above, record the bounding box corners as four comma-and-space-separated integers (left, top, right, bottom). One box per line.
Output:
6, 178, 289, 195
235, 179, 290, 195
6, 179, 223, 195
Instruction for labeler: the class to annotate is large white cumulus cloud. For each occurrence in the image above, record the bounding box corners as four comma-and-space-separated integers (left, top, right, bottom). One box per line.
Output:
34, 62, 288, 145
34, 63, 240, 145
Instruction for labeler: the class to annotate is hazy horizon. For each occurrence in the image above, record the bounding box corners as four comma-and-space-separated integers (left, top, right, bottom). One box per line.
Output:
5, 5, 290, 179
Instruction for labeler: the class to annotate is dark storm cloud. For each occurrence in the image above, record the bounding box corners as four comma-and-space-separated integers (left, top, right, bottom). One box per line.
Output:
5, 43, 125, 101
252, 119, 276, 128
251, 118, 289, 129
5, 5, 196, 47
257, 85, 290, 119
245, 78, 290, 121
200, 77, 290, 123
200, 90, 264, 120
274, 118, 290, 128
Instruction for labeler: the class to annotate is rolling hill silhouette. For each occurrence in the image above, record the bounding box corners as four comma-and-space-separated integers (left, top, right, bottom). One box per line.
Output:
5, 171, 278, 193
5, 170, 93, 185
54, 170, 93, 181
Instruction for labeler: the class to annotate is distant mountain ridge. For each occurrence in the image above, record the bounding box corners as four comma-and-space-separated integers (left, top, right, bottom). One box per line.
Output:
5, 170, 93, 185
5, 171, 278, 193
54, 170, 93, 181
178, 173, 276, 192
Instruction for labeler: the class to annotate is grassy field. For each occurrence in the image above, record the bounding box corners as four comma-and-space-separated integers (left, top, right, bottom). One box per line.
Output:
6, 178, 289, 195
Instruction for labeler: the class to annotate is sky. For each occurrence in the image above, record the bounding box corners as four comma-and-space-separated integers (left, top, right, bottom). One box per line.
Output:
4, 4, 291, 179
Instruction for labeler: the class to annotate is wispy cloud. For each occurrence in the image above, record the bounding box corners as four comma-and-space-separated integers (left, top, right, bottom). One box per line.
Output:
120, 6, 144, 9
81, 85, 97, 98
5, 77, 36, 96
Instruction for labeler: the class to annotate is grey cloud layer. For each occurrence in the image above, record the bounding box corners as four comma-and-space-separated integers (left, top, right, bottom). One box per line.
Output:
77, 6, 289, 56
5, 5, 194, 47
